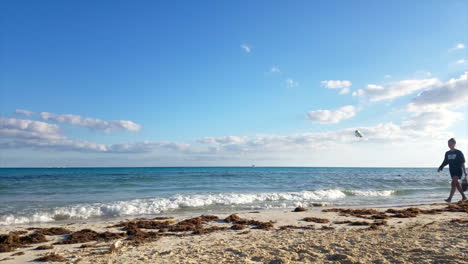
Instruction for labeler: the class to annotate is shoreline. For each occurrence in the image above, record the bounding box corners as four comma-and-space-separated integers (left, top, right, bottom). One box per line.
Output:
1, 201, 467, 263
0, 199, 450, 228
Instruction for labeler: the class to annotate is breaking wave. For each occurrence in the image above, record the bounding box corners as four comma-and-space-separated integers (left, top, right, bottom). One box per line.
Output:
0, 189, 398, 225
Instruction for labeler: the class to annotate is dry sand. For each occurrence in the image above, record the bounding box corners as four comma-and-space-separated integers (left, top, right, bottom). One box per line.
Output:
1, 202, 467, 264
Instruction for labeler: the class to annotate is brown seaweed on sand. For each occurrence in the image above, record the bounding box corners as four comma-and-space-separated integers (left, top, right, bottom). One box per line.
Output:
8, 231, 27, 236
303, 217, 330, 223
278, 225, 315, 230
224, 214, 274, 229
191, 226, 228, 235
348, 221, 371, 226
34, 227, 71, 236
293, 206, 307, 212
333, 220, 352, 224
231, 224, 247, 230
110, 220, 175, 230
451, 218, 468, 224
323, 208, 379, 217
152, 216, 174, 220
55, 229, 125, 244
0, 232, 48, 252
35, 245, 54, 250
10, 251, 24, 256
225, 214, 242, 223
386, 208, 421, 218
446, 200, 468, 213
34, 253, 68, 262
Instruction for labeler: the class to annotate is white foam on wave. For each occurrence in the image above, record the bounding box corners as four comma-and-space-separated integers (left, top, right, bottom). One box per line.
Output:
346, 190, 396, 197
0, 189, 395, 225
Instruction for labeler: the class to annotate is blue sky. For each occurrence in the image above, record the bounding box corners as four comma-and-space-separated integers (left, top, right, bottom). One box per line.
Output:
0, 0, 467, 167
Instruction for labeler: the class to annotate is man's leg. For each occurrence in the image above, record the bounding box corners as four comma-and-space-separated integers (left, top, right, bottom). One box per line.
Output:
446, 178, 457, 202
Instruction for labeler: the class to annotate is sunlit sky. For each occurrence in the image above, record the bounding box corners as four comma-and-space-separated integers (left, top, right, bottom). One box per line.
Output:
1, 0, 467, 167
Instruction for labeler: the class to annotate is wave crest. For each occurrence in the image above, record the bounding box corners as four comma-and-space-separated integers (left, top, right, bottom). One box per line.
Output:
0, 189, 398, 225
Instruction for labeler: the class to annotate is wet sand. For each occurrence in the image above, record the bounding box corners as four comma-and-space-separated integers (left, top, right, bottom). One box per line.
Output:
1, 202, 467, 264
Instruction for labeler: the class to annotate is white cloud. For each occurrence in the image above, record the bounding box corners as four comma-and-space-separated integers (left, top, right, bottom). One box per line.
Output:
306, 105, 356, 124
15, 109, 35, 116
338, 87, 350, 95
270, 67, 280, 73
455, 59, 466, 64
352, 78, 440, 102
402, 109, 463, 132
321, 80, 352, 89
240, 44, 251, 53
321, 80, 352, 95
40, 112, 141, 133
0, 112, 461, 165
409, 72, 468, 110
285, 78, 299, 88
0, 117, 63, 141
0, 117, 188, 154
450, 43, 465, 51
384, 75, 392, 79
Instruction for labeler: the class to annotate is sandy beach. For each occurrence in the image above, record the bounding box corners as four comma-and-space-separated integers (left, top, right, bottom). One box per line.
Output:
1, 201, 467, 264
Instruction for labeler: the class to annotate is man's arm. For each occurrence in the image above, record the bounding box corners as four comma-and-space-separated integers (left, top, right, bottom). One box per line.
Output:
438, 153, 448, 172
461, 151, 467, 177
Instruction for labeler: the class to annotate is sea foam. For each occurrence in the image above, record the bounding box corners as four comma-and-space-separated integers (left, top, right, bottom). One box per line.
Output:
0, 189, 396, 225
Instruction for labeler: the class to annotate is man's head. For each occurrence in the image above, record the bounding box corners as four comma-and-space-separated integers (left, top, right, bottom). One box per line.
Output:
448, 138, 456, 150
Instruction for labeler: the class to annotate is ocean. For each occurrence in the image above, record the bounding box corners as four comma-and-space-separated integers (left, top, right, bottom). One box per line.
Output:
0, 167, 453, 225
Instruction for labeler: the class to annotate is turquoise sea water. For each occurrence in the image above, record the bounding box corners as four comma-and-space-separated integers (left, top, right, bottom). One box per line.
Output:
0, 167, 454, 225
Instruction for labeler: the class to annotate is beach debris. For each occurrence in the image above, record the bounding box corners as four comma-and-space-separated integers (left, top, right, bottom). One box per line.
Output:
79, 243, 95, 248
10, 251, 24, 256
450, 218, 468, 224
321, 226, 334, 230
333, 220, 352, 224
110, 220, 175, 230
293, 206, 307, 212
248, 211, 260, 213
386, 208, 420, 218
323, 208, 378, 216
367, 221, 388, 230
231, 224, 247, 230
33, 227, 71, 236
348, 221, 371, 226
445, 200, 468, 213
55, 229, 125, 244
278, 225, 315, 230
19, 232, 48, 244
107, 240, 123, 254
0, 245, 12, 253
303, 217, 330, 223
191, 226, 228, 235
152, 217, 174, 220
225, 214, 242, 223
370, 213, 391, 219
224, 214, 274, 229
8, 231, 27, 236
35, 245, 54, 250
34, 253, 68, 262
0, 232, 48, 252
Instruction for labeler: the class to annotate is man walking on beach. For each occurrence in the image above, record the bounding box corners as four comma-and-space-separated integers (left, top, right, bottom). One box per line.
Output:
437, 138, 467, 202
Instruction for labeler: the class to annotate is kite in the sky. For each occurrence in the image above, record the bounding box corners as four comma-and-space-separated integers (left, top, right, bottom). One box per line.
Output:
354, 130, 363, 138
